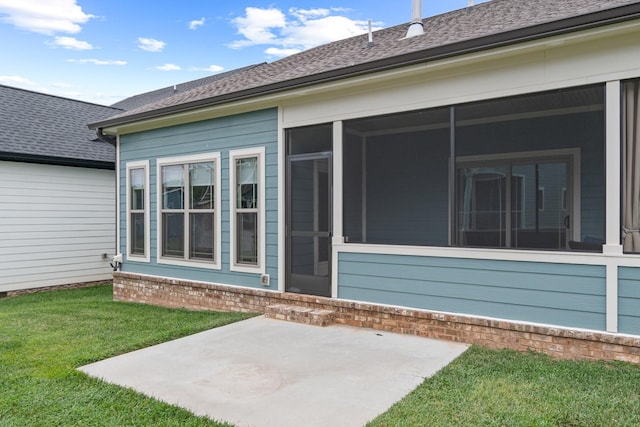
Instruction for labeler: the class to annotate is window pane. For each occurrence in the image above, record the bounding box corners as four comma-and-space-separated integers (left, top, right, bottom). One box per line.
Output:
162, 165, 184, 209
512, 162, 568, 249
236, 212, 257, 264
190, 213, 214, 260
162, 213, 184, 257
457, 166, 508, 247
130, 212, 145, 255
190, 162, 214, 210
130, 168, 144, 210
236, 158, 257, 209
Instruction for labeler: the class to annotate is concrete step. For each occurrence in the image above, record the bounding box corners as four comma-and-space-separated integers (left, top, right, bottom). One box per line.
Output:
265, 304, 335, 327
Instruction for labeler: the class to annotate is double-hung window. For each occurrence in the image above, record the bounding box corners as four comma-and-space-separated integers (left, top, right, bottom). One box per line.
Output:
126, 161, 149, 262
230, 147, 265, 273
157, 153, 221, 268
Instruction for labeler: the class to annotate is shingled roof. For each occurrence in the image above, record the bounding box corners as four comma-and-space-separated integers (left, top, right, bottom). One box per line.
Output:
0, 85, 121, 168
111, 63, 265, 111
92, 0, 640, 129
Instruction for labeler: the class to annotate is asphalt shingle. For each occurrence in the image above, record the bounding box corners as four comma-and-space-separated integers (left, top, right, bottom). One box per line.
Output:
0, 85, 120, 164
111, 63, 265, 111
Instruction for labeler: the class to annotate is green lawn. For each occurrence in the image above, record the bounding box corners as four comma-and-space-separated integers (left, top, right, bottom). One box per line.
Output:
3, 285, 640, 426
0, 284, 253, 426
370, 346, 640, 426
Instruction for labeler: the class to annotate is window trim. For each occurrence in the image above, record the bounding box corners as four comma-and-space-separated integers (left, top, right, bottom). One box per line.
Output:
125, 160, 150, 262
230, 147, 266, 274
156, 153, 222, 269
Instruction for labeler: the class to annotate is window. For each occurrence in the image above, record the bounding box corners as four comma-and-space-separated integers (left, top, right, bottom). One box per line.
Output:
126, 161, 149, 261
456, 154, 575, 249
157, 153, 221, 268
230, 147, 265, 273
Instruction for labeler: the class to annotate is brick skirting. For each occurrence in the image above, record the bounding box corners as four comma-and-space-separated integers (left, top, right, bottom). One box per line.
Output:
5, 280, 112, 298
113, 271, 640, 364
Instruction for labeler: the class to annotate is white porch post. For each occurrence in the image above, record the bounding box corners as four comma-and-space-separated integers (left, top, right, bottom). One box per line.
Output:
277, 107, 286, 292
332, 120, 344, 298
605, 80, 622, 332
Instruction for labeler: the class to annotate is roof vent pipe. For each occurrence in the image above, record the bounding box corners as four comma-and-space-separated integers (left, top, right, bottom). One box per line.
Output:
405, 0, 424, 38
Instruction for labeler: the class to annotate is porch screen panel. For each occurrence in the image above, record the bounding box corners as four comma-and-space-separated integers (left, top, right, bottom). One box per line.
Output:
455, 85, 605, 251
342, 107, 450, 246
343, 85, 604, 251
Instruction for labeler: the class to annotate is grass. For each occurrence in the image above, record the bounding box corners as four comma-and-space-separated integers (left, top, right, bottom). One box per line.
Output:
0, 284, 254, 426
4, 285, 640, 426
370, 346, 640, 426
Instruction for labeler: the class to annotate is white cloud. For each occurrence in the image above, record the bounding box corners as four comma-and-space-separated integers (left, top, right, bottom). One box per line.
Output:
52, 82, 73, 88
229, 7, 286, 48
0, 0, 94, 35
50, 36, 92, 50
156, 63, 181, 71
288, 8, 330, 21
0, 75, 36, 85
191, 64, 224, 73
189, 17, 205, 30
229, 7, 381, 57
138, 37, 166, 52
67, 58, 127, 65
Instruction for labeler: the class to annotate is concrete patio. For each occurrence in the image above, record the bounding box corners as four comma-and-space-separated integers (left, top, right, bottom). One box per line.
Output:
80, 316, 469, 427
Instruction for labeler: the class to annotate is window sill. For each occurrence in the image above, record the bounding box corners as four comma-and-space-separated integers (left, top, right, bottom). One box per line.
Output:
230, 263, 264, 275
157, 257, 221, 270
126, 254, 150, 263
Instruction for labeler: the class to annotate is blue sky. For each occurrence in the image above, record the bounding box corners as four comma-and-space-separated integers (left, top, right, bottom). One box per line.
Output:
0, 0, 488, 105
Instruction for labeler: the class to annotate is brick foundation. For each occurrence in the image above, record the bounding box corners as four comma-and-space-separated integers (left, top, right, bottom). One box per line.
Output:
114, 271, 640, 364
5, 280, 112, 298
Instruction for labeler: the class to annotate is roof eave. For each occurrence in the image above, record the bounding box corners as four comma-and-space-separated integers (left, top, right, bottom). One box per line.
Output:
0, 151, 115, 170
89, 3, 640, 131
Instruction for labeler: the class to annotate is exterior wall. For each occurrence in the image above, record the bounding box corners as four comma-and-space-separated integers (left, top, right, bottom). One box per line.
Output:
113, 271, 640, 365
619, 267, 640, 335
338, 252, 606, 331
0, 161, 115, 292
118, 108, 278, 290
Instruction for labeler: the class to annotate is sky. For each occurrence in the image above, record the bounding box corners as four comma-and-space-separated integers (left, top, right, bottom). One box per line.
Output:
0, 0, 489, 106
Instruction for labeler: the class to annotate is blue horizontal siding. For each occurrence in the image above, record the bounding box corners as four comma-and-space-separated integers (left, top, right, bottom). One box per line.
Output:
338, 252, 606, 331
618, 267, 640, 334
119, 108, 278, 290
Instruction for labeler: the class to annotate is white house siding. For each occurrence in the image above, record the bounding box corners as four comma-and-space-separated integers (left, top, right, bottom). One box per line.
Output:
0, 161, 115, 292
